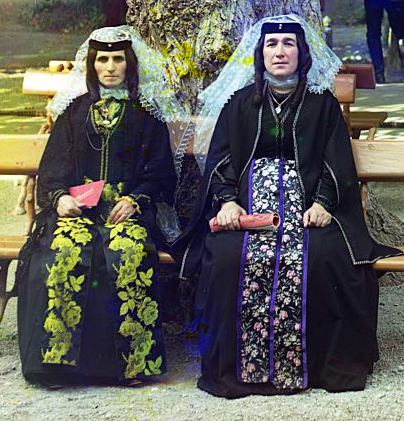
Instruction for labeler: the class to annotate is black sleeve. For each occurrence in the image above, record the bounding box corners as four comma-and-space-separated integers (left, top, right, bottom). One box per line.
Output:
312, 163, 338, 213
211, 156, 238, 212
37, 107, 75, 209
129, 113, 176, 209
310, 92, 356, 213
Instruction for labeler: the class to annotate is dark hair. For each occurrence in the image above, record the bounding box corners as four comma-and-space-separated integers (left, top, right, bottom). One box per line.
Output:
253, 30, 312, 109
86, 45, 139, 101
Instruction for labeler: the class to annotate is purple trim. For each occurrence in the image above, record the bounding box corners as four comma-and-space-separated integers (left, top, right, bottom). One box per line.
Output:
236, 159, 255, 381
301, 227, 309, 388
269, 159, 285, 383
236, 231, 249, 382
248, 159, 255, 214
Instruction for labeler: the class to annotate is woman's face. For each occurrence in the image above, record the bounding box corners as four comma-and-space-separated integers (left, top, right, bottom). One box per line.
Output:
263, 33, 299, 79
94, 49, 127, 88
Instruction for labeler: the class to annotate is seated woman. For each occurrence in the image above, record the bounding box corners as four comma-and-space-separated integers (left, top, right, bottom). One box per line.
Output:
17, 25, 186, 386
176, 14, 402, 398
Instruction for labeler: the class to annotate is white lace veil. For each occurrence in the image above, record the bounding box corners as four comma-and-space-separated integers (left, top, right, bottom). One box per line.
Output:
194, 13, 342, 172
47, 25, 192, 242
47, 25, 192, 180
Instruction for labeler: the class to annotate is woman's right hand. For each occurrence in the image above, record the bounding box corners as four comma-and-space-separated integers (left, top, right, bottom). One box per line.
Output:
56, 195, 83, 217
216, 201, 247, 231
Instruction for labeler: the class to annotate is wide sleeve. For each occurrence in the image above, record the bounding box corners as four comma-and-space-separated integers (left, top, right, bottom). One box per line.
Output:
312, 163, 339, 212
210, 157, 238, 211
37, 107, 75, 209
317, 93, 357, 209
127, 112, 176, 209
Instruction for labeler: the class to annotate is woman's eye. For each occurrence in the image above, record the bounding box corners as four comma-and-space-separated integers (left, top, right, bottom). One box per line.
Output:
114, 56, 125, 62
97, 57, 108, 63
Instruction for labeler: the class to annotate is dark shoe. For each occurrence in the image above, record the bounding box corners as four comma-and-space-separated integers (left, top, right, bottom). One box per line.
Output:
375, 73, 386, 84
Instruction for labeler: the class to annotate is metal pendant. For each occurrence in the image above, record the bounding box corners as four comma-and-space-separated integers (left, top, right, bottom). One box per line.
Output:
275, 106, 281, 114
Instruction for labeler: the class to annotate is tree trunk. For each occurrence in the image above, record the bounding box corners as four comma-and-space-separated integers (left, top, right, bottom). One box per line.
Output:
366, 188, 404, 285
127, 0, 323, 112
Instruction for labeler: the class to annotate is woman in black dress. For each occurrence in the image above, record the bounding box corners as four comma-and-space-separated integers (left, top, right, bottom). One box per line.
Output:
177, 14, 402, 398
17, 25, 187, 386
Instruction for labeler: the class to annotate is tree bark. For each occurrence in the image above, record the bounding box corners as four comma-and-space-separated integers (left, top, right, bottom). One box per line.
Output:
127, 0, 323, 111
366, 188, 404, 285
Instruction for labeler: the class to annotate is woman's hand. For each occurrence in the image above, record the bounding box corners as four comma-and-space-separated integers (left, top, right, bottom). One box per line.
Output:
109, 199, 135, 224
303, 202, 332, 228
57, 195, 83, 217
216, 201, 247, 231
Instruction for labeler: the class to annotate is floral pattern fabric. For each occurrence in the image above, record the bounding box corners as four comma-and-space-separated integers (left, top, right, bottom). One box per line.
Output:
41, 216, 163, 380
238, 158, 308, 389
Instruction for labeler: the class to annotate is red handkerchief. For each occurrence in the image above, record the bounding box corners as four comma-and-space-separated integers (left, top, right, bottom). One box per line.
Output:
68, 180, 105, 208
209, 212, 281, 232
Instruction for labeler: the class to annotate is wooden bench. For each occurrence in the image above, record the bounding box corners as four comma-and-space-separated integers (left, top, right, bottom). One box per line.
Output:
334, 73, 356, 134
2, 135, 404, 322
0, 134, 176, 323
351, 138, 404, 271
351, 111, 388, 141
22, 60, 77, 126
339, 64, 388, 140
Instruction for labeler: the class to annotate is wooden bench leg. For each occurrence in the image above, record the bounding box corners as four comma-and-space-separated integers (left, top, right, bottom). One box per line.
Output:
360, 182, 369, 223
12, 176, 29, 216
25, 176, 36, 235
352, 128, 360, 139
366, 127, 377, 141
0, 259, 14, 324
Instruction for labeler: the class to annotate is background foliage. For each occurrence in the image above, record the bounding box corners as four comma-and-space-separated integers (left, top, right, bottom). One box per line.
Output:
18, 0, 105, 32
324, 0, 365, 25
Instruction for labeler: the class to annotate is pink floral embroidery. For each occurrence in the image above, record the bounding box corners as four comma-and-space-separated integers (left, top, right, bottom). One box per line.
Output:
239, 159, 305, 389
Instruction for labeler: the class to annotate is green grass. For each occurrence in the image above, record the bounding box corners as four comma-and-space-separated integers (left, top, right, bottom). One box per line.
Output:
0, 0, 86, 70
0, 116, 46, 135
0, 75, 47, 134
0, 179, 23, 225
0, 75, 47, 112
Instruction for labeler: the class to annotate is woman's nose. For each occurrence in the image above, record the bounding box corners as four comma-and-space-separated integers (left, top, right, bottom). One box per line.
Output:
275, 43, 285, 57
106, 59, 115, 72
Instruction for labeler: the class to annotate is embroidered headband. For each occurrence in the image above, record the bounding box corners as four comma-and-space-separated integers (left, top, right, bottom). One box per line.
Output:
261, 22, 304, 35
88, 39, 132, 51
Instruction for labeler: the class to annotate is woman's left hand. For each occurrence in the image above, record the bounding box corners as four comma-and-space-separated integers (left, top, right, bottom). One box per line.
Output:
303, 202, 332, 228
109, 200, 135, 224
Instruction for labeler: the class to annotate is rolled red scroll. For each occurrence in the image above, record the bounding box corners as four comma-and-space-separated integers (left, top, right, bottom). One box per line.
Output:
209, 212, 281, 232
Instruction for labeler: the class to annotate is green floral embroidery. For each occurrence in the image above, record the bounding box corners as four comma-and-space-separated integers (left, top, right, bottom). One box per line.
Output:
91, 99, 125, 138
109, 221, 162, 379
99, 182, 126, 219
137, 297, 158, 326
42, 217, 93, 365
102, 182, 120, 203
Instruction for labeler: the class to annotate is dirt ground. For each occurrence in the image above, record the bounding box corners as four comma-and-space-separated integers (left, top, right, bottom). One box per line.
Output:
1, 256, 404, 421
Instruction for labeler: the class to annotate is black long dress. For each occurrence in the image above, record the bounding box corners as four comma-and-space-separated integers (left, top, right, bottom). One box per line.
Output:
17, 94, 176, 385
177, 85, 402, 398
